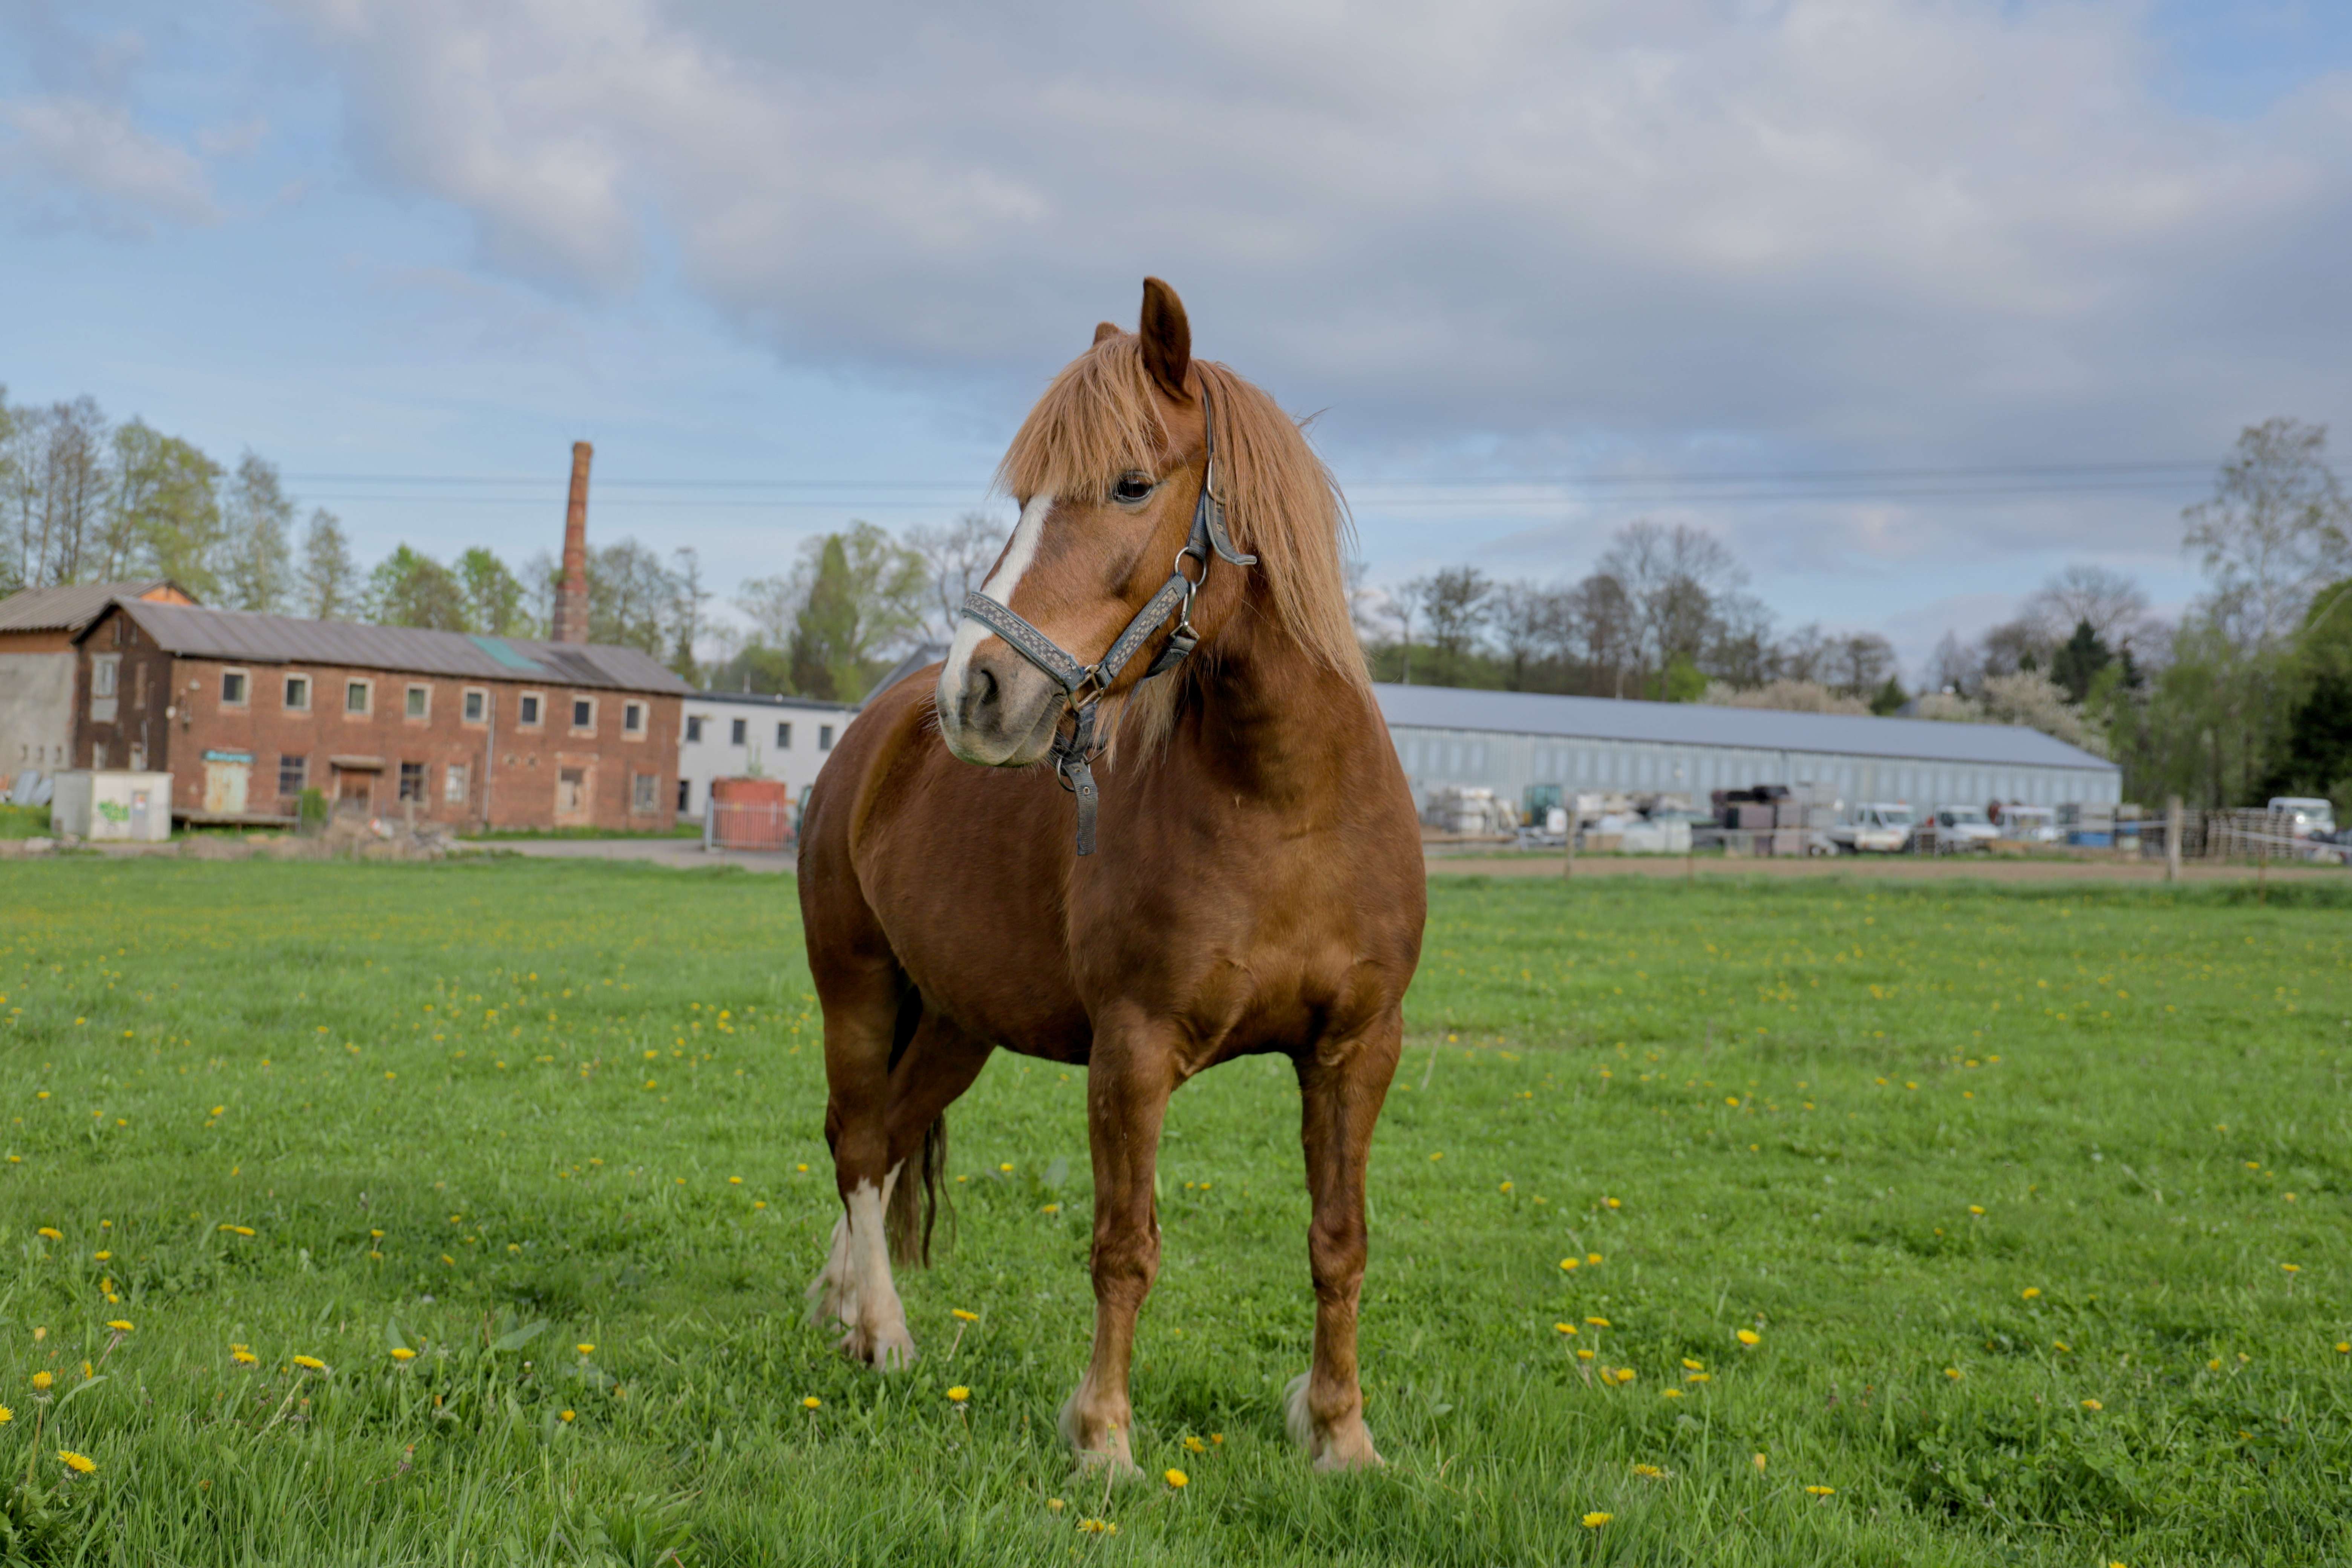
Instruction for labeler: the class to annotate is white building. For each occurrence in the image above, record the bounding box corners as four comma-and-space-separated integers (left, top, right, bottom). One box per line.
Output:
675, 691, 857, 815
1377, 684, 2121, 817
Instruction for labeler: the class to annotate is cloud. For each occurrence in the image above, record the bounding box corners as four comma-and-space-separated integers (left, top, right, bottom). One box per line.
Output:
0, 92, 220, 235
272, 0, 2352, 596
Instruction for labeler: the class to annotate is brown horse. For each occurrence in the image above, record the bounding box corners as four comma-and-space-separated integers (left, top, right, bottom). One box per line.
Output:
796, 278, 1425, 1472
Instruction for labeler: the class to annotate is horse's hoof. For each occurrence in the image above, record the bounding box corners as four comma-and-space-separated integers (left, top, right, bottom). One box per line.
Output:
1286, 1371, 1382, 1470
837, 1323, 917, 1370
1072, 1449, 1143, 1481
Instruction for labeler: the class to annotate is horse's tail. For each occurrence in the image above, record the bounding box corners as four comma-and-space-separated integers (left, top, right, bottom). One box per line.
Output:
886, 1111, 951, 1269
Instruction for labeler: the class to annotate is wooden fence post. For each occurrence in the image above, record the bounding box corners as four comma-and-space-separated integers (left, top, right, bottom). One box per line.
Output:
2165, 796, 2182, 884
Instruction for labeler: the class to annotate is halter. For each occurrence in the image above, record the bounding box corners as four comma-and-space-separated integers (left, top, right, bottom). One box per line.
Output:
959, 387, 1255, 856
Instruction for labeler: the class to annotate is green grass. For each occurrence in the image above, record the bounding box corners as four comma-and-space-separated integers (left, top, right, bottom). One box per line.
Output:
0, 805, 50, 840
458, 824, 706, 842
0, 861, 2347, 1566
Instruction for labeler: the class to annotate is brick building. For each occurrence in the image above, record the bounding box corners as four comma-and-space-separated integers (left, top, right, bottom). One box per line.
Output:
0, 579, 194, 781
71, 599, 690, 830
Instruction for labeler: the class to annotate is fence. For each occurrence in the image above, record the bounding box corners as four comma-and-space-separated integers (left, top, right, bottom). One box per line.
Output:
703, 798, 796, 852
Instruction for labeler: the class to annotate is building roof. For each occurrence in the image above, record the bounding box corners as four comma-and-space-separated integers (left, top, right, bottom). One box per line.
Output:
1374, 683, 2118, 772
91, 599, 693, 695
686, 689, 857, 714
865, 642, 949, 706
0, 580, 187, 633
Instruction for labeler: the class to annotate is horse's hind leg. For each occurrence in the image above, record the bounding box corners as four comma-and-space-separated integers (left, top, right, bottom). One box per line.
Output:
1286, 1010, 1401, 1470
811, 992, 992, 1369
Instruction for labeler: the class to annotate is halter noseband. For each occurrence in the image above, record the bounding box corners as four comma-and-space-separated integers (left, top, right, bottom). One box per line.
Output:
959, 387, 1254, 856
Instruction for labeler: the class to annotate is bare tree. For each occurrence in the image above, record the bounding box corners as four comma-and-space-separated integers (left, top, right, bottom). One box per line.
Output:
906, 511, 1005, 642
1828, 632, 1897, 697
2182, 417, 2352, 653
1598, 520, 1746, 696
1384, 577, 1427, 684
734, 572, 804, 651
1923, 629, 1982, 694
1560, 572, 1635, 695
1489, 580, 1553, 690
2022, 563, 2151, 649
221, 451, 294, 612
297, 510, 355, 619
1410, 565, 1493, 685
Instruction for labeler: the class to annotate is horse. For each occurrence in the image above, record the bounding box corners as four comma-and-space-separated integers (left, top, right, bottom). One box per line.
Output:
797, 277, 1425, 1473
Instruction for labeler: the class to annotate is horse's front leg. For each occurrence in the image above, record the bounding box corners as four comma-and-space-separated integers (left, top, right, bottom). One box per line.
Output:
1287, 1011, 1401, 1470
1059, 1012, 1174, 1474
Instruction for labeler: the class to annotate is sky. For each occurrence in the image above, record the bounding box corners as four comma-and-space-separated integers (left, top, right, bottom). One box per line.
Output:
5, 0, 2352, 676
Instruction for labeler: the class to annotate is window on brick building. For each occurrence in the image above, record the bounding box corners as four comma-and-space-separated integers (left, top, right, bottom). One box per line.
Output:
518, 692, 543, 727
398, 762, 425, 801
776, 721, 792, 748
632, 773, 657, 812
405, 684, 430, 720
684, 716, 703, 743
279, 755, 307, 796
571, 697, 596, 732
284, 675, 310, 711
462, 688, 487, 724
623, 701, 645, 735
346, 680, 371, 715
221, 669, 249, 706
445, 763, 469, 804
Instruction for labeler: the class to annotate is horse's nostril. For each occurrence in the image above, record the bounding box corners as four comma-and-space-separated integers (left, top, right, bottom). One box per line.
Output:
972, 665, 999, 712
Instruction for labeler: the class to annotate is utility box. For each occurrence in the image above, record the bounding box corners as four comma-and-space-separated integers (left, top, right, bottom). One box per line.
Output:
50, 770, 174, 842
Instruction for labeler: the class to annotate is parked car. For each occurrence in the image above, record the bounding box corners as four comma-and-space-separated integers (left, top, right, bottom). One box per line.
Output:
2269, 796, 2338, 841
1827, 802, 1913, 853
1930, 804, 2001, 851
1996, 803, 2059, 844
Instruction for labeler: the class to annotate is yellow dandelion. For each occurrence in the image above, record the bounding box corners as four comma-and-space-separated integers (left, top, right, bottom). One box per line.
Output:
1945, 1367, 1962, 1380
36, 1227, 61, 1241
2021, 1287, 2042, 1300
106, 1320, 132, 1333
1576, 1348, 1595, 1360
1612, 1367, 1636, 1384
1968, 1205, 1984, 1216
0, 1406, 9, 1423
1498, 1181, 1513, 1193
2335, 1343, 2349, 1354
292, 1355, 326, 1371
946, 1386, 970, 1402
230, 1349, 257, 1366
1804, 1484, 1834, 1496
1588, 1253, 1603, 1265
58, 1450, 96, 1475
1736, 1329, 1761, 1347
1581, 1511, 1612, 1528
1585, 1316, 1611, 1328
576, 1343, 596, 1355
1660, 1388, 1683, 1398
2282, 1263, 2301, 1274
31, 1371, 54, 1391
559, 1409, 576, 1422
1559, 1257, 1579, 1271
803, 1396, 821, 1409
1041, 1204, 1060, 1214
1182, 1436, 1206, 1453
390, 1348, 416, 1362
998, 1163, 1013, 1174
93, 1251, 110, 1262
729, 1176, 743, 1185
1686, 1372, 1712, 1383
1047, 1498, 1065, 1512
1681, 1358, 1704, 1370
1753, 1452, 1768, 1472
2081, 1398, 2103, 1410
1631, 1462, 1663, 1478
2054, 1341, 2072, 1353
952, 1309, 979, 1323
1554, 1322, 1578, 1335
1164, 1468, 1188, 1488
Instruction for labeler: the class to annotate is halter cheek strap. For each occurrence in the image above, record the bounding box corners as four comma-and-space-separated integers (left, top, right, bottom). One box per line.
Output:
958, 387, 1252, 856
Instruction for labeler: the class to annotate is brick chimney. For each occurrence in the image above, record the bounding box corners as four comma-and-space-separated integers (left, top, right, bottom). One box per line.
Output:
552, 440, 592, 643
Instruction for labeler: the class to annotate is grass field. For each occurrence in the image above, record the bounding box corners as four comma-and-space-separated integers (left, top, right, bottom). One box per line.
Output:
0, 860, 2347, 1566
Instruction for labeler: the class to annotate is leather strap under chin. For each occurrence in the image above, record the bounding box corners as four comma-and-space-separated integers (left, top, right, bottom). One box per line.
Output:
957, 386, 1252, 856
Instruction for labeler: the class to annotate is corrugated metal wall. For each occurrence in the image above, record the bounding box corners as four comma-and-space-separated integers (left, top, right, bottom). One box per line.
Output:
1389, 727, 2121, 812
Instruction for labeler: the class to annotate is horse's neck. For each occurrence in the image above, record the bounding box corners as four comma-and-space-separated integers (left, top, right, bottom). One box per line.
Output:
1182, 594, 1361, 806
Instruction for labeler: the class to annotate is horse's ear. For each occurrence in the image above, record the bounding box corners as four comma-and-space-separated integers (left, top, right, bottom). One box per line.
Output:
1092, 321, 1120, 346
1138, 277, 1191, 401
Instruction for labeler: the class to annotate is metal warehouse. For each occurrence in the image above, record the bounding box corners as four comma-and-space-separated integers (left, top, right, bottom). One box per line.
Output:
1376, 684, 2121, 813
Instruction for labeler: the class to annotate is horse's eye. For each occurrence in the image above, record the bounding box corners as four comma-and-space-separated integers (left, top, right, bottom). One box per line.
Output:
1112, 472, 1155, 505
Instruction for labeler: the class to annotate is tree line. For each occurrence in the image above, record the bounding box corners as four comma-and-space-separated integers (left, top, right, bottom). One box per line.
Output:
1363, 418, 2352, 810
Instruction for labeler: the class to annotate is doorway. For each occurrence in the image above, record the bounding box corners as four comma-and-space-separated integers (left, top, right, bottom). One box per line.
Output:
555, 765, 592, 827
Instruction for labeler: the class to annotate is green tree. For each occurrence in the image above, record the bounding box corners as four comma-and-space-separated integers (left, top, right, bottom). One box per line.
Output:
2049, 619, 2113, 704
1869, 674, 1908, 716
297, 510, 356, 619
104, 420, 224, 594
456, 547, 529, 636
786, 522, 927, 701
364, 545, 469, 630
221, 451, 293, 611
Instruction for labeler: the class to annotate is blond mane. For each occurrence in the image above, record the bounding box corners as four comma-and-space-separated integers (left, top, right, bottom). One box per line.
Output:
996, 334, 1368, 756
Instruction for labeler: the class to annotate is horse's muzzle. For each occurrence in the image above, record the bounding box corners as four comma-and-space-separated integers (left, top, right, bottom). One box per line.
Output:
935, 634, 1064, 767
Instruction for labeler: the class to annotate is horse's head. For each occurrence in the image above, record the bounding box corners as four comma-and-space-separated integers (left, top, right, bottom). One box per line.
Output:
936, 278, 1221, 767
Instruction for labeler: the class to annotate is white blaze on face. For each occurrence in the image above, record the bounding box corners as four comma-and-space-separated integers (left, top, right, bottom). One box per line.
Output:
938, 491, 1053, 720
